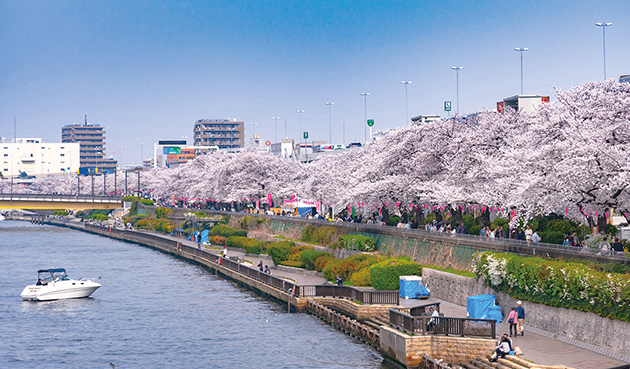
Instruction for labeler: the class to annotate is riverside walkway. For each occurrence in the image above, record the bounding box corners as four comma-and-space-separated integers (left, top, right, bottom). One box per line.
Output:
36, 219, 630, 369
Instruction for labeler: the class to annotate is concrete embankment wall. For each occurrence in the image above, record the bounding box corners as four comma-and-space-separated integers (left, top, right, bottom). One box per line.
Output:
422, 268, 630, 363
49, 221, 305, 311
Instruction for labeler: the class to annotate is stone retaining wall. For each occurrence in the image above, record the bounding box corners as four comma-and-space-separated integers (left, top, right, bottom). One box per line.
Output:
380, 326, 496, 368
422, 268, 630, 362
313, 297, 396, 321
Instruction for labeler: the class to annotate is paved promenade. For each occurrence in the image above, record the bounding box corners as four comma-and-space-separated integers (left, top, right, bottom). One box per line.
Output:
144, 230, 629, 369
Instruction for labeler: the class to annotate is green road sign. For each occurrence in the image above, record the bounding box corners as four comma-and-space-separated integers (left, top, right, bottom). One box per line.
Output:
303, 132, 308, 139
444, 101, 452, 112
367, 119, 374, 127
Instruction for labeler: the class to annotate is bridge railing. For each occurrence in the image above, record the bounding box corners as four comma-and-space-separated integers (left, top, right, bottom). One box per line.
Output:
0, 193, 122, 203
299, 285, 399, 305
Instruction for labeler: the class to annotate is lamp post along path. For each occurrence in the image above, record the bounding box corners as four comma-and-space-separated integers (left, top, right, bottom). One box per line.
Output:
360, 93, 370, 142
450, 67, 463, 114
400, 81, 411, 124
596, 22, 613, 80
325, 102, 334, 144
514, 48, 528, 95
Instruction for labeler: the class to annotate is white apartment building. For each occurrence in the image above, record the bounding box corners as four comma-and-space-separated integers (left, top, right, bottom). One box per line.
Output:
0, 138, 80, 177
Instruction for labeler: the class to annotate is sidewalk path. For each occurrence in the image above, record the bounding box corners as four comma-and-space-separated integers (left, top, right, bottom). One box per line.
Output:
400, 295, 627, 369
143, 230, 628, 369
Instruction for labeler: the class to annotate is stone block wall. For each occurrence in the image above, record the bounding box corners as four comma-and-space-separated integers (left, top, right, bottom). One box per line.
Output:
380, 326, 496, 368
422, 268, 630, 362
313, 297, 395, 320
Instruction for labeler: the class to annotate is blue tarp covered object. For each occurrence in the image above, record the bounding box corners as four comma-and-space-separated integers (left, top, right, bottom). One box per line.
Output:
467, 294, 503, 323
170, 227, 184, 236
200, 229, 209, 244
297, 207, 312, 217
399, 276, 430, 299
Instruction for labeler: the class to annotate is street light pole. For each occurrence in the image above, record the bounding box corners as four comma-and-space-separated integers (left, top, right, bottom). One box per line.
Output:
596, 22, 613, 80
514, 48, 528, 95
250, 123, 258, 146
272, 117, 280, 143
117, 145, 123, 170
360, 93, 370, 142
450, 67, 463, 114
325, 102, 334, 144
400, 82, 411, 124
296, 110, 304, 142
140, 143, 144, 168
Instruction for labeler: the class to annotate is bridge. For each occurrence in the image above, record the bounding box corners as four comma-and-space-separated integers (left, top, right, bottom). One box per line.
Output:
0, 194, 123, 210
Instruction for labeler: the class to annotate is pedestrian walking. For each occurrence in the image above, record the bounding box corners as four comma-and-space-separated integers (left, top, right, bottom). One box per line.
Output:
524, 226, 533, 244
507, 307, 518, 337
515, 301, 525, 336
258, 260, 264, 272
532, 230, 541, 245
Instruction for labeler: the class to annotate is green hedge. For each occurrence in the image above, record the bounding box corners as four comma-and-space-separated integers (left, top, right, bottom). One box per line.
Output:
472, 251, 630, 322
369, 259, 422, 290
300, 250, 332, 270
338, 235, 376, 252
155, 207, 171, 219
226, 236, 250, 249
301, 225, 336, 246
280, 260, 305, 268
53, 211, 69, 216
210, 224, 247, 238
538, 231, 565, 245
267, 241, 295, 265
91, 214, 109, 221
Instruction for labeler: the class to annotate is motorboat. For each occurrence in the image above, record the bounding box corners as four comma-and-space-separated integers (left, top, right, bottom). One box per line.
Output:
21, 268, 101, 301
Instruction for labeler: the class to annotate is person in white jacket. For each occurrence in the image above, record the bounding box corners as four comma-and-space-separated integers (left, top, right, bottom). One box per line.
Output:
489, 336, 511, 362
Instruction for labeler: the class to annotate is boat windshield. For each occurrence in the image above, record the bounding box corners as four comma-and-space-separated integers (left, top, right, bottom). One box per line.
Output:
37, 268, 70, 282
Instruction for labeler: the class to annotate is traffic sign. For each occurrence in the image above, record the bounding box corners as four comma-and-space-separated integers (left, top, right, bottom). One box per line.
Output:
367, 119, 374, 127
444, 101, 452, 112
265, 140, 271, 146
303, 132, 308, 139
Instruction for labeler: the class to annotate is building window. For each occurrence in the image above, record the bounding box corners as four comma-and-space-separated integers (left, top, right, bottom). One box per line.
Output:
60, 153, 65, 156
3, 154, 7, 157
41, 147, 45, 149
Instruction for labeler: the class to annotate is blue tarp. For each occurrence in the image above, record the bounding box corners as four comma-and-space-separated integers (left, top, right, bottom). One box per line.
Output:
170, 227, 184, 236
200, 229, 209, 244
297, 207, 312, 217
399, 276, 430, 299
467, 294, 503, 323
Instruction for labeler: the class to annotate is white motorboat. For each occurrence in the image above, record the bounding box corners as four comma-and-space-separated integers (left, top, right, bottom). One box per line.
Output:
21, 268, 101, 301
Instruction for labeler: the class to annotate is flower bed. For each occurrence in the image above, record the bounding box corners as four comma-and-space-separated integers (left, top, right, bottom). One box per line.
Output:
472, 251, 630, 322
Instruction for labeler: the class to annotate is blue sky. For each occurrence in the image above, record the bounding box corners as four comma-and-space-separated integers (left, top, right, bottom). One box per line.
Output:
1, 0, 628, 166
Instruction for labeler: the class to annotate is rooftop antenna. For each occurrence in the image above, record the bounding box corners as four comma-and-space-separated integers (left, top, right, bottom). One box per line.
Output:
85, 114, 88, 126
14, 114, 16, 142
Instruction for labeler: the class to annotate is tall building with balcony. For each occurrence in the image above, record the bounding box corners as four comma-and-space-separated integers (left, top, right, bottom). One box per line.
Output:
193, 119, 244, 149
61, 119, 117, 173
1, 138, 80, 177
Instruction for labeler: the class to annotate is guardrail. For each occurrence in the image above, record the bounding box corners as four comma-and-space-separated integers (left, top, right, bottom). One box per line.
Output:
300, 285, 399, 305
84, 224, 301, 296
389, 307, 496, 339
197, 210, 630, 261
0, 193, 122, 203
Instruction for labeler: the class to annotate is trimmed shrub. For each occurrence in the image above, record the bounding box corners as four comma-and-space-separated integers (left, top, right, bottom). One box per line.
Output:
322, 259, 343, 280
280, 260, 305, 268
267, 241, 294, 265
156, 207, 171, 219
208, 235, 227, 246
301, 225, 336, 246
226, 236, 249, 249
369, 259, 422, 290
53, 211, 69, 216
210, 224, 247, 238
349, 268, 371, 286
538, 231, 565, 245
472, 251, 630, 322
338, 234, 376, 252
315, 254, 335, 272
301, 250, 332, 270
245, 241, 265, 254
388, 216, 401, 226
137, 219, 151, 228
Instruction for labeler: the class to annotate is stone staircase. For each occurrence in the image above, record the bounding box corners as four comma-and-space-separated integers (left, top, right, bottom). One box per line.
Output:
364, 311, 390, 330
460, 356, 574, 369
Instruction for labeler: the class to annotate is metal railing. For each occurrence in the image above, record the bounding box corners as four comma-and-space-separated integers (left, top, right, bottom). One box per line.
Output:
0, 193, 122, 203
84, 224, 301, 296
300, 285, 399, 305
199, 210, 630, 261
389, 307, 496, 338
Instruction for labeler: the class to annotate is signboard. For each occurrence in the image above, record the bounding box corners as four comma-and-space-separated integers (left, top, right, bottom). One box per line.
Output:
265, 140, 271, 146
168, 147, 181, 155
303, 132, 308, 139
444, 101, 452, 112
158, 140, 186, 145
367, 119, 374, 127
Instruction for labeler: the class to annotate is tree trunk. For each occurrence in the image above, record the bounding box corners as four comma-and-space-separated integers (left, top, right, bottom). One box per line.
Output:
415, 206, 425, 227
597, 214, 607, 234
401, 210, 409, 223
450, 206, 464, 228
382, 207, 390, 225
480, 207, 491, 227
434, 211, 443, 224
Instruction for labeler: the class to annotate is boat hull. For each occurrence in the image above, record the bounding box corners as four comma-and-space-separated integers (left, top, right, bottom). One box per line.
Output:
21, 281, 101, 301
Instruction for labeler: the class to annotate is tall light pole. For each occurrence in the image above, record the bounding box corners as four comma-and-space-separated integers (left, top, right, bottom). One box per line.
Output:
514, 48, 528, 95
272, 117, 280, 142
296, 110, 305, 142
451, 67, 463, 114
140, 143, 144, 168
360, 93, 370, 142
325, 102, 334, 144
596, 22, 613, 80
250, 122, 258, 146
117, 145, 123, 170
400, 81, 411, 124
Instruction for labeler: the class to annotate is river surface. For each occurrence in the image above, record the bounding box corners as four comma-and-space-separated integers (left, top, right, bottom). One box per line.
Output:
0, 221, 388, 368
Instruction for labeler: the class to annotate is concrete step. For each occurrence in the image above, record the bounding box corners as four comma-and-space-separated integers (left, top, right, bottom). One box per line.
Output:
476, 356, 512, 369
461, 362, 481, 369
468, 358, 494, 369
363, 320, 382, 330
497, 357, 529, 369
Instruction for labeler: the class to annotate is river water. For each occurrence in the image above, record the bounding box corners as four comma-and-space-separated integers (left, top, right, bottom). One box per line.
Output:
0, 221, 388, 368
